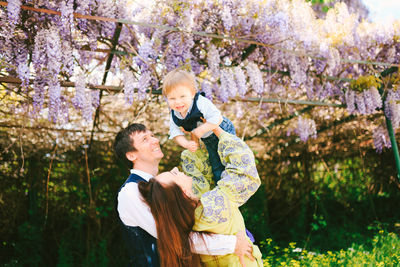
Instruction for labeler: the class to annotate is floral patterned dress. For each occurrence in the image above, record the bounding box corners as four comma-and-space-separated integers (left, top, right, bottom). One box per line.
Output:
181, 132, 263, 266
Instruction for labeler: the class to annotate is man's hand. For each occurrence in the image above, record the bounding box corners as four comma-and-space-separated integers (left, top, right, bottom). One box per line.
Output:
186, 140, 199, 152
234, 230, 254, 267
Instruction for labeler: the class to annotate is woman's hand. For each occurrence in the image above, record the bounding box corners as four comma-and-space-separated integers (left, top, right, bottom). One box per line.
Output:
234, 230, 255, 267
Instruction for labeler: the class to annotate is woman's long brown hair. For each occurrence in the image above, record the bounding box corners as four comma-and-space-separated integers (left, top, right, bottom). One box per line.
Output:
139, 179, 201, 267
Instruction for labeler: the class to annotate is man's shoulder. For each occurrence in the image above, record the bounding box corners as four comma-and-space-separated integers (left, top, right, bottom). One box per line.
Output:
118, 181, 140, 201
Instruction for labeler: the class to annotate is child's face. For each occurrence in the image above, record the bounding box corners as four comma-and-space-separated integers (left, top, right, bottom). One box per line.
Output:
166, 85, 195, 116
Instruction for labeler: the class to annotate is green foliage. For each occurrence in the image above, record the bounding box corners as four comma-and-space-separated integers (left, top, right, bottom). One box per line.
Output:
261, 231, 400, 266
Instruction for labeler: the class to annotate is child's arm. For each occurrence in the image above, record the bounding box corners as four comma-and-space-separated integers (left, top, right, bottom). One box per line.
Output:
173, 135, 199, 152
193, 94, 223, 139
192, 118, 223, 139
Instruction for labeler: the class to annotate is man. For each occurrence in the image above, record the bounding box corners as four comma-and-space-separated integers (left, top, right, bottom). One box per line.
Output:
114, 123, 253, 266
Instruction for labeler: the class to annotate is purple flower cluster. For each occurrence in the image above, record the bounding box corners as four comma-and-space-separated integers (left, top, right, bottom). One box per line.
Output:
137, 70, 151, 100
72, 75, 87, 110
48, 77, 61, 123
76, 0, 92, 31
246, 62, 264, 95
32, 78, 46, 115
372, 125, 391, 153
230, 67, 246, 98
123, 68, 135, 105
135, 40, 155, 70
201, 81, 213, 100
61, 41, 74, 76
165, 32, 194, 71
345, 88, 382, 115
16, 47, 30, 89
221, 6, 233, 31
59, 0, 74, 38
91, 90, 100, 108
218, 69, 237, 102
7, 0, 21, 26
294, 116, 317, 142
95, 0, 116, 37
384, 90, 400, 129
32, 26, 63, 121
207, 45, 220, 78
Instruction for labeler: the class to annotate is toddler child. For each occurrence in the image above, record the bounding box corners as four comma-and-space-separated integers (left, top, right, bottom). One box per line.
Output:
163, 69, 236, 183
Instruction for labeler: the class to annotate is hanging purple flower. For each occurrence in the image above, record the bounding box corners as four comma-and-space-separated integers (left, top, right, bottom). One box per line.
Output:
384, 92, 400, 130
32, 77, 46, 114
16, 50, 30, 89
59, 0, 74, 37
48, 77, 61, 123
201, 81, 213, 100
165, 32, 194, 71
82, 91, 94, 123
345, 89, 356, 114
96, 0, 116, 38
218, 69, 232, 102
355, 93, 367, 114
76, 0, 92, 31
7, 0, 21, 26
207, 45, 220, 78
123, 68, 135, 105
72, 75, 86, 110
135, 40, 154, 69
62, 40, 74, 76
234, 67, 247, 98
46, 27, 62, 75
246, 62, 264, 95
372, 125, 391, 153
221, 6, 233, 31
59, 96, 70, 123
294, 116, 317, 142
91, 90, 100, 108
33, 29, 48, 74
369, 87, 383, 109
137, 70, 151, 100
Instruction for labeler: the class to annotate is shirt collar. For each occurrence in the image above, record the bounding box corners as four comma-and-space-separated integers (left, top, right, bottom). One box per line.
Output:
130, 169, 153, 182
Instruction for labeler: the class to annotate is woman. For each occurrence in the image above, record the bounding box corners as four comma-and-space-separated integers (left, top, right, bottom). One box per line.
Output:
139, 129, 262, 266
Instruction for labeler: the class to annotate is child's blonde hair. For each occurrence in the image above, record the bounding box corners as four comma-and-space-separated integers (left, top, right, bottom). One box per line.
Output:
162, 69, 197, 96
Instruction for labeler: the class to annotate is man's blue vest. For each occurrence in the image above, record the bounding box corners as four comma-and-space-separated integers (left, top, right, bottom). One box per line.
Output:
117, 173, 159, 267
171, 92, 205, 132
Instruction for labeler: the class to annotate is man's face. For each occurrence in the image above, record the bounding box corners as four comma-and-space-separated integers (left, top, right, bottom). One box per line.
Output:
129, 130, 164, 164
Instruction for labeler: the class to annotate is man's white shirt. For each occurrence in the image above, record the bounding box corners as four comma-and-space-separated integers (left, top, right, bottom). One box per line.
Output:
117, 168, 236, 255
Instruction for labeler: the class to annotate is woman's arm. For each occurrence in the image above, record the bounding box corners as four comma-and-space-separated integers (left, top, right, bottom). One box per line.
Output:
181, 148, 214, 198
214, 132, 261, 207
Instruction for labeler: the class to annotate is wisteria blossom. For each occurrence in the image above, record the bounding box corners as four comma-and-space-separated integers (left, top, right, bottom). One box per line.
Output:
372, 125, 391, 153
246, 62, 264, 95
7, 0, 21, 26
291, 116, 318, 142
2, 0, 400, 156
123, 68, 136, 105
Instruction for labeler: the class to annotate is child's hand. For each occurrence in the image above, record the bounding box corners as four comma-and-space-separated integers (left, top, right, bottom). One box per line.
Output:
186, 140, 199, 152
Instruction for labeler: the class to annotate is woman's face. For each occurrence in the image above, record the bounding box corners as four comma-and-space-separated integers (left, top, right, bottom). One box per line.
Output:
155, 167, 193, 198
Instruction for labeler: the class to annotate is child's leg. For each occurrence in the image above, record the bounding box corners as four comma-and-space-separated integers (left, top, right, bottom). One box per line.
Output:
219, 116, 236, 135
201, 134, 224, 183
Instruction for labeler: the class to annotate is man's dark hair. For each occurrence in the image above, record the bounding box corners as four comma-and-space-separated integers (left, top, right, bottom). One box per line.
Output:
114, 123, 147, 168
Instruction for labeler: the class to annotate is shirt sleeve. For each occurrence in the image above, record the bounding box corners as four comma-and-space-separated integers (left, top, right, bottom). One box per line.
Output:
181, 148, 215, 198
197, 95, 222, 125
117, 183, 157, 238
189, 232, 236, 255
216, 132, 261, 207
169, 113, 185, 139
